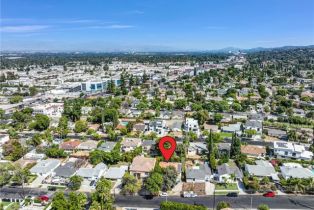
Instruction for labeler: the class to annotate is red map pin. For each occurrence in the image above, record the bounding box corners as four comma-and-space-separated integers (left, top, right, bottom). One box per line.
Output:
159, 136, 176, 161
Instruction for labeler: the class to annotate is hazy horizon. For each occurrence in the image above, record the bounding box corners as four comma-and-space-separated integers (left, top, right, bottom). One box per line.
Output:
1, 0, 314, 51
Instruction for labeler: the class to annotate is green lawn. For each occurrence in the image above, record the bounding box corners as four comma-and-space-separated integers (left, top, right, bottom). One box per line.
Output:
215, 183, 239, 191
219, 132, 233, 138
0, 201, 12, 207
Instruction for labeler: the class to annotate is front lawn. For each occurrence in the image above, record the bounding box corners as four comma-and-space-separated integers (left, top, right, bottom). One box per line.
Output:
219, 132, 233, 138
215, 183, 238, 191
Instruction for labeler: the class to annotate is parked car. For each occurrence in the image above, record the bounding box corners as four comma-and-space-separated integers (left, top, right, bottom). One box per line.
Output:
159, 192, 168, 197
183, 191, 197, 198
226, 192, 238, 197
263, 191, 276, 197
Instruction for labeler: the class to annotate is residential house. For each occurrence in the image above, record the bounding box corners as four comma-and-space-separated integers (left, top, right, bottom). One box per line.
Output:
167, 120, 183, 132
280, 163, 314, 180
221, 123, 241, 134
215, 163, 243, 183
266, 128, 288, 140
121, 137, 142, 152
186, 163, 212, 183
171, 110, 185, 119
129, 156, 156, 179
76, 163, 108, 181
241, 145, 266, 158
60, 139, 81, 152
188, 142, 208, 157
244, 120, 263, 135
245, 160, 278, 179
217, 143, 231, 157
32, 103, 64, 117
142, 140, 155, 154
146, 119, 167, 136
23, 149, 45, 160
103, 165, 128, 180
30, 159, 61, 176
184, 118, 200, 137
77, 140, 98, 150
133, 123, 146, 133
98, 141, 117, 152
273, 141, 313, 160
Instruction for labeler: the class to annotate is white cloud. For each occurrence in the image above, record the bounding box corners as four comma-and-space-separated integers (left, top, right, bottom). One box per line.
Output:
0, 25, 50, 33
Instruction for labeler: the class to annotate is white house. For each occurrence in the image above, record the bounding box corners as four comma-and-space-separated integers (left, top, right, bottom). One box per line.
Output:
30, 159, 61, 176
184, 118, 200, 137
280, 163, 314, 180
32, 103, 64, 117
273, 141, 313, 160
145, 120, 167, 136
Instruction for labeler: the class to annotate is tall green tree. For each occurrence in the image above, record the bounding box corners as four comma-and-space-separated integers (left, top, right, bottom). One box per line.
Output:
230, 132, 241, 159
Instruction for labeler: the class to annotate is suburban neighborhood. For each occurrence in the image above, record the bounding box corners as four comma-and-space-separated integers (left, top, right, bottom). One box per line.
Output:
0, 46, 313, 210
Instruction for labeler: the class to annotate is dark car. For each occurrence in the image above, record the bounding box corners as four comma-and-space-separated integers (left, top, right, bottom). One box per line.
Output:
226, 192, 238, 197
143, 194, 154, 200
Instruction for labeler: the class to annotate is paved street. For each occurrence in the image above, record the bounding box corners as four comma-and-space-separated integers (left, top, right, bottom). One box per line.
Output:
114, 195, 314, 209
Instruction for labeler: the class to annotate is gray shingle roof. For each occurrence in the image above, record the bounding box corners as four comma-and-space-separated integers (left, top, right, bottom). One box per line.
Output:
98, 141, 117, 152
217, 163, 243, 179
186, 163, 212, 180
280, 166, 314, 179
30, 159, 61, 175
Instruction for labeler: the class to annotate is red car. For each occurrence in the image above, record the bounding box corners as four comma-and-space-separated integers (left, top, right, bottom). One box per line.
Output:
39, 195, 49, 202
263, 191, 276, 197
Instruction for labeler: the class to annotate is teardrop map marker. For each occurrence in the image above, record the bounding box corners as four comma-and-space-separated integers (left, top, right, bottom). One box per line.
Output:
159, 136, 176, 161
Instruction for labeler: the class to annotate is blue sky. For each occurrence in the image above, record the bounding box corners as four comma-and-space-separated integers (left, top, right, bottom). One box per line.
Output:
1, 0, 314, 51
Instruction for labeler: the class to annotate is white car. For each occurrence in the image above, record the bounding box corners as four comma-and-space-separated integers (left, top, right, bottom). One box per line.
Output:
183, 191, 197, 198
159, 192, 168, 197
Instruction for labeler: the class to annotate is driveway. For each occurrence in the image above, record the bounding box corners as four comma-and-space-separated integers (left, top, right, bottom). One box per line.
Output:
237, 180, 247, 195
29, 175, 46, 188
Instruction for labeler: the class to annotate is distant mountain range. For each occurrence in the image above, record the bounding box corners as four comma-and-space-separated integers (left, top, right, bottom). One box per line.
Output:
209, 45, 314, 53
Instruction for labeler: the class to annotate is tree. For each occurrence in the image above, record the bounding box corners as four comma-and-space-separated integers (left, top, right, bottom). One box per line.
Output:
258, 204, 270, 210
216, 201, 230, 210
29, 86, 38, 96
9, 95, 23, 104
57, 116, 69, 138
45, 144, 67, 158
94, 177, 114, 210
121, 172, 141, 195
162, 166, 178, 191
29, 133, 42, 146
69, 175, 83, 190
145, 172, 163, 195
174, 99, 187, 109
74, 120, 88, 133
30, 114, 50, 131
193, 110, 209, 125
51, 192, 68, 210
0, 108, 4, 119
3, 140, 25, 161
230, 132, 241, 159
209, 153, 217, 170
160, 201, 207, 210
213, 113, 223, 123
68, 192, 87, 210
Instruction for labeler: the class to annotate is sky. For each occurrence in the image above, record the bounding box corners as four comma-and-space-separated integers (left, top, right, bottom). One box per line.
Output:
1, 0, 314, 51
